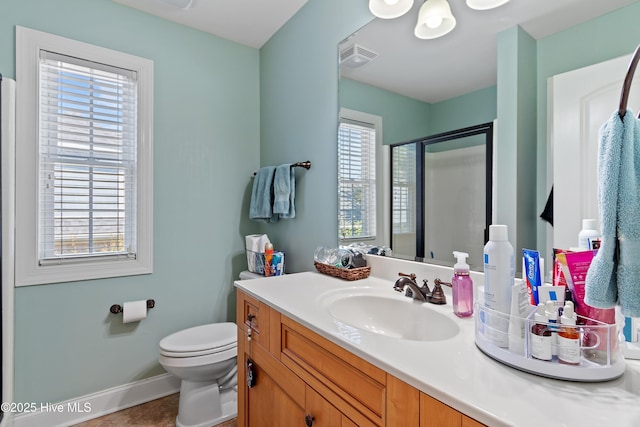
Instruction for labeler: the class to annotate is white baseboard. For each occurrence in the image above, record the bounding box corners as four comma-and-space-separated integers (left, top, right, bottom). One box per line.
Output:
13, 373, 181, 427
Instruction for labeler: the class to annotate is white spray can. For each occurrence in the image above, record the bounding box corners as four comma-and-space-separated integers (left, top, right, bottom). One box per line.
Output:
483, 225, 515, 348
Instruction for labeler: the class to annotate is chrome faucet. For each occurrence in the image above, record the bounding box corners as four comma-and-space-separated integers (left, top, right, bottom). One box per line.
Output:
393, 273, 430, 302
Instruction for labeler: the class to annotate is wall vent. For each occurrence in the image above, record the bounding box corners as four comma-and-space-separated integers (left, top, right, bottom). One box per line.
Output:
340, 44, 378, 69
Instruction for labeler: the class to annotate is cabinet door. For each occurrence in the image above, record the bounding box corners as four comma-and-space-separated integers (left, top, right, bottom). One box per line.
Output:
306, 387, 371, 427
305, 386, 342, 427
247, 359, 305, 427
462, 415, 485, 427
420, 393, 461, 427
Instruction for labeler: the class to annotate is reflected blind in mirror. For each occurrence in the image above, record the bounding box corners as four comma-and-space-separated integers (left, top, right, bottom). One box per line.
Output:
338, 118, 377, 240
392, 144, 416, 234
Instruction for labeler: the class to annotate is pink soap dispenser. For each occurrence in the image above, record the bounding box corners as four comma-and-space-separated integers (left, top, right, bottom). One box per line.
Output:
452, 251, 473, 318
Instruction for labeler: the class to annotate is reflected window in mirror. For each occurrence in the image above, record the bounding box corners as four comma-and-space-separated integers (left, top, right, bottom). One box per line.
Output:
391, 143, 417, 259
338, 109, 389, 247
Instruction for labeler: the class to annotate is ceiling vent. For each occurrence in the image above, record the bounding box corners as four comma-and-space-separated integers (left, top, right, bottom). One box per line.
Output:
340, 44, 378, 69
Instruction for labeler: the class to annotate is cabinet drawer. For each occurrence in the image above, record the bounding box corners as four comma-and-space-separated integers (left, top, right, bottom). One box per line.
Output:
279, 315, 386, 425
236, 291, 270, 350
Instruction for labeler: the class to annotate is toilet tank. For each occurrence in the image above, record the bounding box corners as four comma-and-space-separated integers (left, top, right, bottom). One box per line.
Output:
239, 271, 265, 280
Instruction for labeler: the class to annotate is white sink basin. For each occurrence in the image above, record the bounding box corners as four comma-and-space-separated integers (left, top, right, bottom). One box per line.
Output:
319, 287, 460, 342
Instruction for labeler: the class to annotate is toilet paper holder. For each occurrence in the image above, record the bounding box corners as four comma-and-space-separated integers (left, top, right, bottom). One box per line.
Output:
110, 299, 155, 314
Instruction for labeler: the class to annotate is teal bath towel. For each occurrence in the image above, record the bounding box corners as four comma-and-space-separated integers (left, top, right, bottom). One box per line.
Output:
273, 164, 296, 219
249, 166, 276, 222
585, 109, 640, 317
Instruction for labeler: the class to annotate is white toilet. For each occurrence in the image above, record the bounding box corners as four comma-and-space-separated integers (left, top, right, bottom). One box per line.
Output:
159, 322, 238, 427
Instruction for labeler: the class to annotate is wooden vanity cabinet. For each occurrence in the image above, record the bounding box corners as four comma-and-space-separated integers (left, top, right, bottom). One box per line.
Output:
236, 290, 486, 427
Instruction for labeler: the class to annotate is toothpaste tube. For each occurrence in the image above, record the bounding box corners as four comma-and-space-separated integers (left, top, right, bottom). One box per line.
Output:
523, 249, 541, 305
563, 250, 598, 318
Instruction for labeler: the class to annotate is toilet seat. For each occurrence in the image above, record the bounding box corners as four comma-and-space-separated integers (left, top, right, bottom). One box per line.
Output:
159, 322, 237, 358
159, 346, 237, 369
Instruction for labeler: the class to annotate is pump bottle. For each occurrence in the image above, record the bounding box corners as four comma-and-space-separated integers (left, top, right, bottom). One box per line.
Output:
452, 251, 473, 318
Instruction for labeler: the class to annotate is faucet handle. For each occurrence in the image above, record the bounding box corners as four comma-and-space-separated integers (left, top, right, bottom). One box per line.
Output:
434, 278, 452, 288
430, 279, 448, 305
420, 279, 431, 294
398, 272, 417, 280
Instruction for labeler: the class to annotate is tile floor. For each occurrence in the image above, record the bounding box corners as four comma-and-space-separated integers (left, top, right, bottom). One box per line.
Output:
72, 393, 237, 427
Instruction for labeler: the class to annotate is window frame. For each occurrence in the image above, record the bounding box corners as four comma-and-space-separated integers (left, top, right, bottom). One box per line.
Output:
15, 26, 153, 286
338, 108, 389, 247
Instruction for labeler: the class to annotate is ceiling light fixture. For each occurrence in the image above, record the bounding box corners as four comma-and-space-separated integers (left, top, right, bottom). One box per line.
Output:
414, 0, 456, 40
466, 0, 510, 11
369, 0, 414, 19
159, 0, 193, 10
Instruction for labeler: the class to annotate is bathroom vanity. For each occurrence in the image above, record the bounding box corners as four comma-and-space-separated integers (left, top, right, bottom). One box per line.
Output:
234, 256, 640, 427
236, 289, 482, 427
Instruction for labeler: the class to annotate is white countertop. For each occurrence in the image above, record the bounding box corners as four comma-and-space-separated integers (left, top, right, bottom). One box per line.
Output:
235, 258, 640, 427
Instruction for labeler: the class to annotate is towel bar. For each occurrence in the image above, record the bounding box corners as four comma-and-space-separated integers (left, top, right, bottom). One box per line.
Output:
252, 160, 311, 176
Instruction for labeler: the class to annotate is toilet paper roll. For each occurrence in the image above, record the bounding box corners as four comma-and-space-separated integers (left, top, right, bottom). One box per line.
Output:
122, 300, 148, 323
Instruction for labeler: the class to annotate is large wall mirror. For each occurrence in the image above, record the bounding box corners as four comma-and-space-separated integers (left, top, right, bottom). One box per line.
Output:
338, 0, 637, 272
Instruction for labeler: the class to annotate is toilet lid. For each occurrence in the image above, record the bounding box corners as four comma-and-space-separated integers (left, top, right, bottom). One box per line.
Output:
159, 322, 237, 354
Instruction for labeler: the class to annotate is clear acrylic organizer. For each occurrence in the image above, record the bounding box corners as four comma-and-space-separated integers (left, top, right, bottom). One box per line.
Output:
246, 250, 266, 275
474, 303, 626, 381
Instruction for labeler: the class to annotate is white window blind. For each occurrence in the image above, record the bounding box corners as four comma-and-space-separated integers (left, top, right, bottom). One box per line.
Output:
338, 118, 377, 240
392, 144, 416, 234
39, 50, 137, 263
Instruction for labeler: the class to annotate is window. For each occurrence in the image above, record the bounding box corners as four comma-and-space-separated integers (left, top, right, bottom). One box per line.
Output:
391, 143, 416, 234
15, 26, 153, 286
338, 111, 380, 241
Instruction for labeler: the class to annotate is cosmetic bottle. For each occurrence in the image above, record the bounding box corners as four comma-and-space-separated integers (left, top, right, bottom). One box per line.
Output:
452, 251, 473, 318
530, 303, 552, 361
578, 219, 599, 250
546, 300, 559, 359
483, 225, 515, 347
558, 302, 581, 365
264, 242, 274, 276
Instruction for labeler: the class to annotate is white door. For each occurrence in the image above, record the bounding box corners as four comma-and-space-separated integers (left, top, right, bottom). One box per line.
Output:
549, 52, 640, 253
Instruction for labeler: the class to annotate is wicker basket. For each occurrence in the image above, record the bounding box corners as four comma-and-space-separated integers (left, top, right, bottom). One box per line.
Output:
313, 261, 371, 281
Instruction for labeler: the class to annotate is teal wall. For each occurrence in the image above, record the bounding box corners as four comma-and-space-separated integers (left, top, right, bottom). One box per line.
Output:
535, 1, 640, 254
259, 0, 372, 273
340, 77, 496, 146
1, 0, 260, 404
339, 78, 431, 145
429, 85, 497, 134
496, 26, 537, 256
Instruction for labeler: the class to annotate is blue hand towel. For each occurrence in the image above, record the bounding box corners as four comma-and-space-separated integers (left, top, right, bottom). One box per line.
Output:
616, 111, 640, 317
273, 164, 296, 219
585, 109, 640, 317
585, 111, 623, 309
249, 166, 276, 222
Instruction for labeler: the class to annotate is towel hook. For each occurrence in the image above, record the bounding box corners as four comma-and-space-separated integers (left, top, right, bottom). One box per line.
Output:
618, 44, 640, 120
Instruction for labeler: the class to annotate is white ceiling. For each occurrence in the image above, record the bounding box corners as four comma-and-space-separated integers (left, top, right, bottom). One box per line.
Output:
112, 0, 308, 49
113, 0, 639, 103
